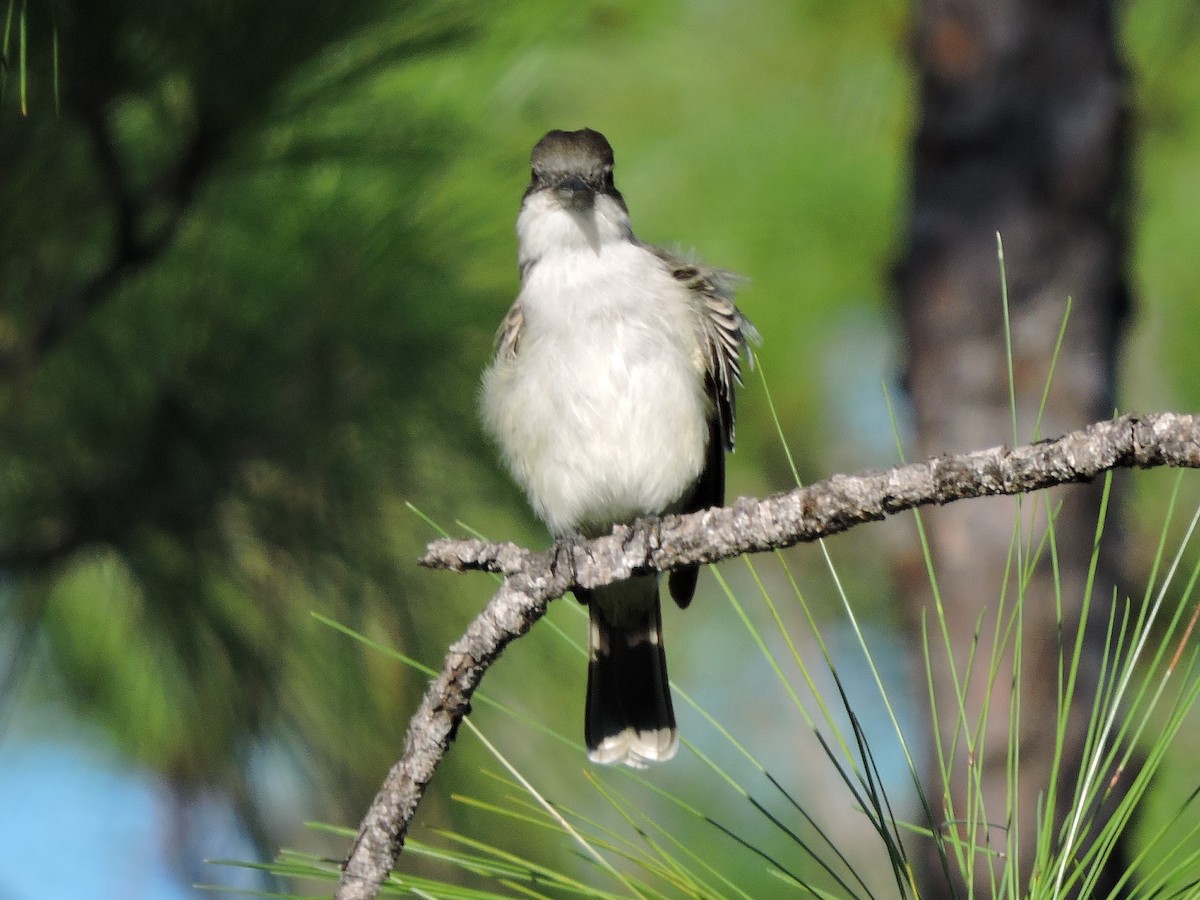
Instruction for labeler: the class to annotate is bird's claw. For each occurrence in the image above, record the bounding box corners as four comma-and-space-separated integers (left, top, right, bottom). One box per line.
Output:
552, 533, 594, 603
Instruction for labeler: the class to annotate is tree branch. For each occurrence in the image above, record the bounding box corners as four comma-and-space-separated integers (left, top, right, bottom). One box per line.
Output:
335, 411, 1199, 899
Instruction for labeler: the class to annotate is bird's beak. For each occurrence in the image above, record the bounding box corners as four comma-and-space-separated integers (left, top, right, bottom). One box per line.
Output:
554, 175, 595, 208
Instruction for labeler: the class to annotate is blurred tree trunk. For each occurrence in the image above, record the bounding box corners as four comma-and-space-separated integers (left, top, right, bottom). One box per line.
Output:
894, 0, 1132, 896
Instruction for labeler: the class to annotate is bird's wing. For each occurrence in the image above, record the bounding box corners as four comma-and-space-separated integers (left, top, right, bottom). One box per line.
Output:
652, 247, 757, 608
492, 300, 525, 361
652, 247, 754, 453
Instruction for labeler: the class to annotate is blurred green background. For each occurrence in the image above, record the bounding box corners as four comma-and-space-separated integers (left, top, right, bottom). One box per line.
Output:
1, 0, 1199, 895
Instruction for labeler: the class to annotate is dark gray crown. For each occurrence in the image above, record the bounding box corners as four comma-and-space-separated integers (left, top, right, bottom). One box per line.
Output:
528, 128, 621, 201
532, 128, 613, 176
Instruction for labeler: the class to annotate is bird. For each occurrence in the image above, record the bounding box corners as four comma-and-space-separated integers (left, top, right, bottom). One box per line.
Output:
481, 128, 754, 767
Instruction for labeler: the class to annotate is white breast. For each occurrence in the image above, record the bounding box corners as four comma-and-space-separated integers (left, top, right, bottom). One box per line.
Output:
482, 201, 709, 536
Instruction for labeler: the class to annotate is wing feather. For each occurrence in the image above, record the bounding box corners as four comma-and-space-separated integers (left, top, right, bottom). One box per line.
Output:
652, 247, 757, 609
651, 247, 755, 454
493, 301, 524, 361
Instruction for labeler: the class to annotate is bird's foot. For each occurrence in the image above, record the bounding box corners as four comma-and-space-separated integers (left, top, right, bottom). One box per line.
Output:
552, 533, 594, 604
623, 515, 662, 569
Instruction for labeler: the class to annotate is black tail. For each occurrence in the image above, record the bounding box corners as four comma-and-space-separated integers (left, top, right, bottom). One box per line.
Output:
584, 576, 678, 767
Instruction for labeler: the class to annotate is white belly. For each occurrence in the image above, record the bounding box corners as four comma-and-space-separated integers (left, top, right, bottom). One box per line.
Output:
482, 244, 709, 536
